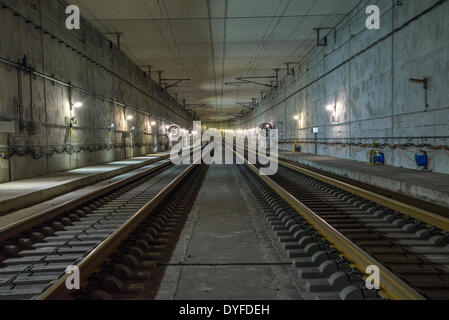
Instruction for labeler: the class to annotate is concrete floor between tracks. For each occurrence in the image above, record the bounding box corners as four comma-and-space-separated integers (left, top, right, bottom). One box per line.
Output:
0, 153, 169, 215
279, 152, 449, 210
156, 164, 302, 300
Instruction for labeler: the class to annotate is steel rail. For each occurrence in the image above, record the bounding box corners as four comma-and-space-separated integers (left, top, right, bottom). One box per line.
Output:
227, 144, 425, 300
36, 159, 201, 300
0, 156, 171, 243
236, 144, 449, 231
277, 159, 449, 232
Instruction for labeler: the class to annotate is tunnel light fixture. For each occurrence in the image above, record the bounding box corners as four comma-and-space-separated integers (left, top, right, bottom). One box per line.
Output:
126, 115, 133, 121
327, 103, 339, 123
151, 121, 157, 126
73, 102, 83, 108
293, 115, 301, 120
326, 104, 337, 112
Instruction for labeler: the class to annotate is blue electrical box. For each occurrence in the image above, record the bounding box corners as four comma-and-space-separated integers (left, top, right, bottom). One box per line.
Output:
415, 151, 428, 169
374, 152, 385, 165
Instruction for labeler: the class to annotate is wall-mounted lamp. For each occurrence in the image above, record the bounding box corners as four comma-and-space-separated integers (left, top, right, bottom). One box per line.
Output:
126, 115, 133, 121
72, 102, 83, 108
326, 104, 338, 122
151, 121, 156, 126
293, 115, 301, 121
326, 104, 337, 112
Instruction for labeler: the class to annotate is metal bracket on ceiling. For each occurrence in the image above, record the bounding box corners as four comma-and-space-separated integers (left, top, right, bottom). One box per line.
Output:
102, 32, 123, 49
185, 103, 207, 110
162, 78, 191, 89
313, 28, 335, 47
235, 77, 276, 88
285, 62, 300, 76
237, 101, 255, 110
155, 71, 190, 90
224, 81, 247, 86
138, 65, 152, 77
231, 68, 281, 88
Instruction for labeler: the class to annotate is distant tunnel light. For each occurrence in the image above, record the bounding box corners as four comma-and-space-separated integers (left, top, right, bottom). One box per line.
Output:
126, 115, 133, 120
151, 121, 157, 126
73, 102, 83, 108
293, 115, 300, 120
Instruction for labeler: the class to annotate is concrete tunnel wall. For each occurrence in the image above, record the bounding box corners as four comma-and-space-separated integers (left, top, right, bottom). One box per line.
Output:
0, 0, 193, 183
237, 0, 449, 175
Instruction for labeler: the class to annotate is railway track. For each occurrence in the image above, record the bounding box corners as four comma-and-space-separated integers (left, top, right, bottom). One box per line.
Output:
238, 164, 378, 300
270, 166, 449, 299
0, 158, 172, 243
0, 146, 204, 300
230, 144, 449, 300
72, 164, 208, 300
1, 141, 447, 300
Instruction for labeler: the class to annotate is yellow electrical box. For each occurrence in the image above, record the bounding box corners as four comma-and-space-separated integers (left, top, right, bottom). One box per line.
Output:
367, 149, 376, 165
367, 140, 376, 164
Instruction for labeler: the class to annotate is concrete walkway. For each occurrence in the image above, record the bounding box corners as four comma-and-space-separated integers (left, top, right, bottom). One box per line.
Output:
156, 165, 302, 300
0, 153, 169, 214
279, 151, 449, 210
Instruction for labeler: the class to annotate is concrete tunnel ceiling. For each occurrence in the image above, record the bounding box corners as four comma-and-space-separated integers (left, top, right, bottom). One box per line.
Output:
71, 0, 360, 123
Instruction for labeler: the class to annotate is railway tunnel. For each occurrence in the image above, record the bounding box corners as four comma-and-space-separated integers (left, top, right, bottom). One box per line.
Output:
0, 0, 449, 309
